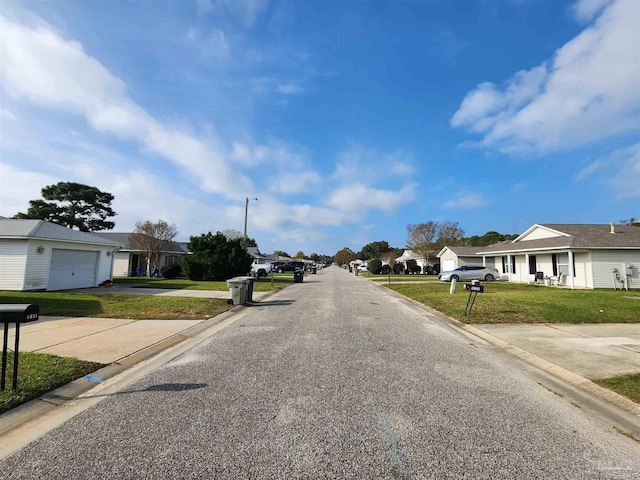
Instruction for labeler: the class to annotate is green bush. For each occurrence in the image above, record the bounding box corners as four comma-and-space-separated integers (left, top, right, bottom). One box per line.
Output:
160, 263, 182, 279
183, 232, 253, 281
393, 263, 404, 274
368, 258, 383, 274
406, 259, 421, 274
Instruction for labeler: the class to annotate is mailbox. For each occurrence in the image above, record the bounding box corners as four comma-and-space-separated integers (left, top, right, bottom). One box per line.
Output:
0, 304, 39, 323
1, 304, 40, 391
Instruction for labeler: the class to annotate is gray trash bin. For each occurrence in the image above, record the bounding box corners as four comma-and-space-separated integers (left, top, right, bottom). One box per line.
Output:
227, 278, 248, 305
294, 269, 304, 283
235, 276, 255, 302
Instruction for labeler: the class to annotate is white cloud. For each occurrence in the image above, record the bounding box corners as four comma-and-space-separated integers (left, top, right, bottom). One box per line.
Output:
1, 109, 17, 121
332, 145, 416, 182
0, 163, 59, 217
268, 171, 322, 194
0, 15, 252, 200
444, 192, 489, 209
572, 0, 613, 22
573, 160, 604, 181
451, 0, 639, 154
325, 183, 417, 214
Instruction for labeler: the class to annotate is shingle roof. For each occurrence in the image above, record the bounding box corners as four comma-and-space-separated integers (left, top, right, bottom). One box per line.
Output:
0, 219, 123, 246
443, 246, 486, 256
477, 224, 640, 253
95, 232, 189, 253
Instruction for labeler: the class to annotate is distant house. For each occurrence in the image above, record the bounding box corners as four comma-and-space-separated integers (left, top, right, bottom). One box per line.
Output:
0, 219, 122, 291
437, 246, 495, 272
476, 223, 640, 289
396, 250, 440, 273
96, 232, 189, 277
247, 246, 278, 264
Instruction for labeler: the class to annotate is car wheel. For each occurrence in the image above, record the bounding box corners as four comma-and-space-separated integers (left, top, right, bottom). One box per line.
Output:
484, 274, 494, 281
277, 268, 283, 273
451, 275, 459, 282
258, 270, 267, 278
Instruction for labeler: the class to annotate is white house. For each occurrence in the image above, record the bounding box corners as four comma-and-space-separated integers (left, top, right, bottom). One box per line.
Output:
96, 232, 189, 276
0, 219, 123, 291
396, 250, 439, 273
476, 223, 640, 289
437, 246, 495, 272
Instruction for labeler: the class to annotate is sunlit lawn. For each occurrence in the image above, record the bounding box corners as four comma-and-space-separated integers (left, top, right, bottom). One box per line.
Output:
0, 291, 232, 320
0, 352, 104, 414
385, 282, 640, 324
593, 374, 640, 403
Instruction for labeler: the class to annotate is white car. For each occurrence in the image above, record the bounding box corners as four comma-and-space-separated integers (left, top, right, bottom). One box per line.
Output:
250, 262, 271, 278
357, 264, 368, 272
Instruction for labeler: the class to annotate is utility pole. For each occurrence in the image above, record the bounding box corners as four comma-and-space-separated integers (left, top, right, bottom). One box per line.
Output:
244, 197, 258, 240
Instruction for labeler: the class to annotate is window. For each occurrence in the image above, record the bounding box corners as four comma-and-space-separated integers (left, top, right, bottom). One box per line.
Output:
556, 253, 569, 276
502, 256, 516, 274
164, 255, 180, 266
529, 255, 537, 275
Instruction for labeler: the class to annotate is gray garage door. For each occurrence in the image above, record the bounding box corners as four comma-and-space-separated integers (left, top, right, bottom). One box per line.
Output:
48, 249, 99, 291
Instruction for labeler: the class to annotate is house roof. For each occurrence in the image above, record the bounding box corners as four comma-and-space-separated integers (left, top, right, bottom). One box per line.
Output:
0, 219, 123, 246
95, 232, 189, 253
477, 224, 640, 254
437, 245, 486, 258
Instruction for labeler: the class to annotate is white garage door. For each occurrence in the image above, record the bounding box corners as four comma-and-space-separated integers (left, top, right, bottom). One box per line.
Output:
442, 259, 455, 272
48, 249, 99, 291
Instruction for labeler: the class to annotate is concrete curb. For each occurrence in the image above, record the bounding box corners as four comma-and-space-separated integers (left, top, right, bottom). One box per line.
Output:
0, 283, 292, 437
374, 281, 640, 417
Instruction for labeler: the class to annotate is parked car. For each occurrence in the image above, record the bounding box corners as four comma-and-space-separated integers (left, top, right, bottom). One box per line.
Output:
438, 265, 500, 282
274, 261, 305, 273
250, 262, 272, 278
357, 264, 368, 272
270, 261, 287, 272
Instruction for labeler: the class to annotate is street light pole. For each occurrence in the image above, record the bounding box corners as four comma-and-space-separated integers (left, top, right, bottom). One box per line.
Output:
244, 197, 258, 240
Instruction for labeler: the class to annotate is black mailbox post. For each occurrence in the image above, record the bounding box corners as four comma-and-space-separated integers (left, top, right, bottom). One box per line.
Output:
0, 304, 39, 391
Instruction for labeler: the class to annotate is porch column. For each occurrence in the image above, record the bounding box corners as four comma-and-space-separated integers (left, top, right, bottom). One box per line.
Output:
482, 256, 486, 267
525, 253, 530, 281
568, 251, 575, 289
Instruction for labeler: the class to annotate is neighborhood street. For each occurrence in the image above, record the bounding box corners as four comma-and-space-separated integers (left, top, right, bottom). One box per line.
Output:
1, 267, 639, 478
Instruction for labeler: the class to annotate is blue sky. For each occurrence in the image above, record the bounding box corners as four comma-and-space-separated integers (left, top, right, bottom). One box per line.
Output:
1, 0, 638, 257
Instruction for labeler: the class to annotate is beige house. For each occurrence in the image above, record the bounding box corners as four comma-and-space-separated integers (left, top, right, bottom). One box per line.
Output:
476, 223, 640, 289
437, 246, 495, 273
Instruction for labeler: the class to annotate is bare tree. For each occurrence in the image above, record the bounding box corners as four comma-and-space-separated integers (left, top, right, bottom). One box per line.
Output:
406, 222, 438, 264
130, 220, 179, 276
435, 221, 465, 249
379, 250, 397, 270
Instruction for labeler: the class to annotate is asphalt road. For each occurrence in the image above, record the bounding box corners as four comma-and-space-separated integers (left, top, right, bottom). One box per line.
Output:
2, 267, 639, 479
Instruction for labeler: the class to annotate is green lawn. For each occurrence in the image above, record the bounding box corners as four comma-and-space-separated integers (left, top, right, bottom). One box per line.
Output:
593, 374, 640, 403
366, 274, 440, 282
386, 282, 640, 324
114, 276, 291, 292
0, 291, 233, 320
0, 352, 104, 414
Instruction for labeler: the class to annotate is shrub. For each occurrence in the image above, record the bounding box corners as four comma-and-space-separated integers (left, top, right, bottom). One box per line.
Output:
393, 263, 404, 274
406, 259, 421, 274
160, 263, 182, 279
184, 232, 253, 281
380, 264, 391, 274
368, 258, 383, 274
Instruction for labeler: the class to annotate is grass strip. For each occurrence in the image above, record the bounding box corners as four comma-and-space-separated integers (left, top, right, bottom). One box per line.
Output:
593, 374, 640, 404
385, 282, 640, 324
0, 352, 104, 414
0, 292, 233, 320
113, 277, 290, 291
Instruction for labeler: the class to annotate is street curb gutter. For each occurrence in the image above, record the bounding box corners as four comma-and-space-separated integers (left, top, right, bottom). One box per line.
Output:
375, 281, 640, 418
0, 284, 289, 437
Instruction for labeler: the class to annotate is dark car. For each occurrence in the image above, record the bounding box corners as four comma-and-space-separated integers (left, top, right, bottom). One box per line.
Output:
274, 261, 305, 273
270, 261, 287, 272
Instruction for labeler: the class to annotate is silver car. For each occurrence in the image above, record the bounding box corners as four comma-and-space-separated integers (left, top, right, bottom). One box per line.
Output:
438, 265, 500, 282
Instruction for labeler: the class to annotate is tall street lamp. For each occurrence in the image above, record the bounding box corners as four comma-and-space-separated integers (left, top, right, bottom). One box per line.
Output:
244, 197, 258, 240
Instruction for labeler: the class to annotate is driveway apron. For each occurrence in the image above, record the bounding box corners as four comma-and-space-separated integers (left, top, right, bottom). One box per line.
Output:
1, 268, 638, 478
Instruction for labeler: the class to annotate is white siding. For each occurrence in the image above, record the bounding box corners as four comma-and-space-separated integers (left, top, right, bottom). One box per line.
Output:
439, 249, 458, 269
0, 240, 27, 290
591, 250, 640, 289
113, 252, 131, 277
